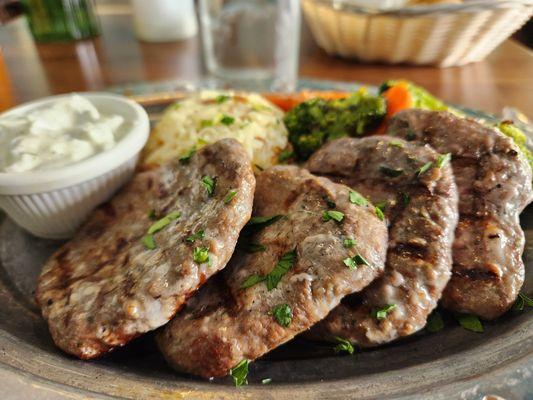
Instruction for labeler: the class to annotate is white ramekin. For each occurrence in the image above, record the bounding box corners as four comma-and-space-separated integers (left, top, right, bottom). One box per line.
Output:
0, 92, 150, 239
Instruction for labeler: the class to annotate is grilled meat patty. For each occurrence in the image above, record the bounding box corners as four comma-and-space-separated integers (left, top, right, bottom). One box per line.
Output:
305, 136, 458, 346
387, 110, 533, 319
35, 139, 255, 359
156, 166, 388, 378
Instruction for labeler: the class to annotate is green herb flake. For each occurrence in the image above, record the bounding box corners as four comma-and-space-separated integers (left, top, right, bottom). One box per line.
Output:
349, 190, 368, 206
200, 119, 213, 129
399, 192, 410, 206
333, 337, 354, 355
388, 140, 404, 148
220, 114, 235, 125
278, 150, 295, 162
375, 206, 385, 221
201, 176, 216, 197
215, 94, 230, 104
512, 292, 533, 312
186, 229, 205, 243
261, 378, 272, 385
436, 153, 452, 168
374, 201, 388, 213
230, 359, 250, 387
148, 209, 156, 220
148, 216, 171, 235
246, 242, 266, 253
266, 250, 296, 290
343, 237, 356, 248
247, 215, 282, 227
353, 253, 370, 267
343, 257, 358, 270
193, 246, 210, 264
416, 161, 433, 177
271, 304, 292, 327
426, 311, 444, 333
406, 130, 416, 141
380, 165, 404, 177
373, 304, 397, 320
322, 210, 345, 223
240, 274, 266, 289
179, 147, 196, 164
456, 313, 484, 333
224, 190, 238, 204
167, 211, 181, 220
142, 234, 156, 250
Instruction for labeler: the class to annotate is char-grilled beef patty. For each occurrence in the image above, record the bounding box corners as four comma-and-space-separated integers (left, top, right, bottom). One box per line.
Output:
36, 139, 255, 358
156, 166, 388, 378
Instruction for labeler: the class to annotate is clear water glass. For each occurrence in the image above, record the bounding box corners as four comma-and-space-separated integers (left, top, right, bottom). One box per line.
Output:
198, 0, 301, 92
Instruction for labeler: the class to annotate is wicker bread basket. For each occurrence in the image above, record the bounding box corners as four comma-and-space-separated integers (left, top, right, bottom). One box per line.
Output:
302, 0, 533, 67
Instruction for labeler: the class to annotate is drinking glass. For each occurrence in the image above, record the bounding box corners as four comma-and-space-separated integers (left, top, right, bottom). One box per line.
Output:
198, 0, 301, 92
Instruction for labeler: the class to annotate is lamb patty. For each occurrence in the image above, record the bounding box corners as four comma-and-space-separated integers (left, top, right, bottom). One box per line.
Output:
35, 139, 255, 359
387, 110, 533, 319
156, 166, 388, 378
306, 136, 458, 346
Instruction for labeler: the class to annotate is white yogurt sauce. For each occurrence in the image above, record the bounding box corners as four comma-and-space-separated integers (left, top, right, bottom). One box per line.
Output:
0, 94, 126, 173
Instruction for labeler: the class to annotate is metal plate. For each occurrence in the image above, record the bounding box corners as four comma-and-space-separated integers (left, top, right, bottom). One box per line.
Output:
1, 81, 532, 399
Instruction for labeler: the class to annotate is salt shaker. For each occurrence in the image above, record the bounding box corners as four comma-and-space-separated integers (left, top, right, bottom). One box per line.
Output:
131, 0, 198, 42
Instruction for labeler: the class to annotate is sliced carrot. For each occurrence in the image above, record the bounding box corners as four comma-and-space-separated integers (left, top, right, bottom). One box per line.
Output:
372, 84, 414, 135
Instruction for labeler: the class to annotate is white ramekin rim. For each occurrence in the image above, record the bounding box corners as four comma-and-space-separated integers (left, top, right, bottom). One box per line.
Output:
0, 92, 150, 195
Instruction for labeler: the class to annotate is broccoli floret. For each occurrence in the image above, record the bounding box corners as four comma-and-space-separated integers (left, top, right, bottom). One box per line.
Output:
497, 121, 533, 170
285, 92, 386, 160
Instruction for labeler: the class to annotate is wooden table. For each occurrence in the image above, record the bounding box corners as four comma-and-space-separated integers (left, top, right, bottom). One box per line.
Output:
1, 8, 532, 116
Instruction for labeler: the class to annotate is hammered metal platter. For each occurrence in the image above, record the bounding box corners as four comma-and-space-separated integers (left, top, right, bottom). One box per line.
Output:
0, 80, 532, 399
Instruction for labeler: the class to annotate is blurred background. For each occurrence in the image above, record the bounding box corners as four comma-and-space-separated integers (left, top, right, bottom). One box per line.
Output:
0, 0, 531, 114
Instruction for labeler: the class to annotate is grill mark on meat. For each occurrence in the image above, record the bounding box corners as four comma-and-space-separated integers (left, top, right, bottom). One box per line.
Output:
156, 166, 388, 378
387, 110, 533, 319
305, 136, 458, 347
35, 139, 255, 359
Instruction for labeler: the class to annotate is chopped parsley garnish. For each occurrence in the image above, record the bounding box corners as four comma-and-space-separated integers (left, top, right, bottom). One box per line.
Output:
230, 359, 250, 387
322, 210, 344, 223
200, 119, 213, 129
436, 153, 452, 168
147, 211, 181, 234
343, 257, 358, 270
399, 192, 410, 206
224, 189, 237, 204
261, 378, 272, 385
380, 165, 404, 177
512, 292, 533, 312
179, 147, 196, 164
333, 337, 354, 355
240, 274, 266, 289
343, 237, 356, 248
324, 197, 336, 209
201, 176, 216, 197
416, 161, 433, 177
375, 206, 385, 221
148, 209, 156, 220
426, 311, 444, 333
186, 229, 205, 243
193, 246, 210, 264
374, 201, 388, 213
455, 313, 483, 332
278, 150, 295, 162
349, 190, 368, 206
406, 130, 416, 141
343, 253, 370, 270
388, 140, 404, 148
215, 94, 230, 104
142, 234, 156, 250
266, 250, 296, 290
220, 114, 235, 125
373, 304, 397, 320
271, 304, 292, 327
240, 250, 296, 290
246, 242, 266, 253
